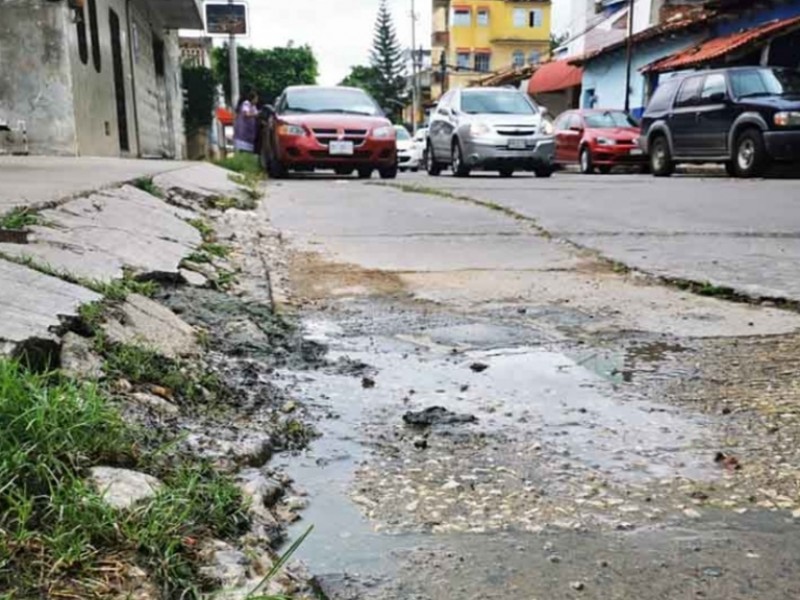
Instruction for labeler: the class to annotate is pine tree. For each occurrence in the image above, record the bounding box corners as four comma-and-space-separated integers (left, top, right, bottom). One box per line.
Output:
369, 0, 407, 122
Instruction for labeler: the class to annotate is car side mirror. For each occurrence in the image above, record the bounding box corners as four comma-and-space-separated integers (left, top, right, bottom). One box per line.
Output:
260, 105, 275, 118
569, 125, 583, 132
539, 106, 549, 116
709, 92, 727, 103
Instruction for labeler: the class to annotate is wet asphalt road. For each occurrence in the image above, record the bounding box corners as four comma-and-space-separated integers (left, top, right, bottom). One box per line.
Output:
398, 169, 800, 302
261, 170, 800, 600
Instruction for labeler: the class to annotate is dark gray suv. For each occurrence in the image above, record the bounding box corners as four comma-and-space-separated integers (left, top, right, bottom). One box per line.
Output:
640, 66, 800, 177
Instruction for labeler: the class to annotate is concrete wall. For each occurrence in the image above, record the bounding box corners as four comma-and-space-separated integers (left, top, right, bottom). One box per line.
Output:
1, 0, 187, 158
580, 32, 705, 114
0, 0, 77, 155
67, 0, 139, 156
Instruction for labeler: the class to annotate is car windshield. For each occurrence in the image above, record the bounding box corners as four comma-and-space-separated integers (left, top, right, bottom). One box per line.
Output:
461, 91, 536, 115
283, 88, 381, 116
395, 126, 411, 141
584, 111, 638, 128
730, 68, 800, 98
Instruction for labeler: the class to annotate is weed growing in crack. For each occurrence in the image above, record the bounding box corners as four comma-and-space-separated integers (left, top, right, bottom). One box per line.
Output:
133, 177, 164, 198
0, 207, 42, 230
98, 338, 221, 403
245, 525, 314, 600
0, 253, 157, 302
187, 218, 216, 243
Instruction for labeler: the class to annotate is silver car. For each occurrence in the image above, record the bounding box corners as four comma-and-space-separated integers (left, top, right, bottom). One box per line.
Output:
425, 87, 555, 178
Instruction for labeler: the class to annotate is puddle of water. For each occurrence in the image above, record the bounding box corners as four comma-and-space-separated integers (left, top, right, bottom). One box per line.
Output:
277, 320, 714, 586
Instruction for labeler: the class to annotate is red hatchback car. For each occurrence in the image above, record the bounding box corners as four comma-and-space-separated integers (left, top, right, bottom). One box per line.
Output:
260, 86, 397, 179
554, 109, 647, 174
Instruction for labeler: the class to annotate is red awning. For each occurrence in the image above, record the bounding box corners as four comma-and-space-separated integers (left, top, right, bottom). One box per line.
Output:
528, 60, 583, 94
644, 15, 800, 73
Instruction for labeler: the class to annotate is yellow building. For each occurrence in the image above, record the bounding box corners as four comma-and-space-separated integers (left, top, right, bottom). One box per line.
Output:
431, 0, 552, 98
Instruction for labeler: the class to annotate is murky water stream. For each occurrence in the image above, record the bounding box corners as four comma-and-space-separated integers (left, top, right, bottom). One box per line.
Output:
274, 309, 721, 596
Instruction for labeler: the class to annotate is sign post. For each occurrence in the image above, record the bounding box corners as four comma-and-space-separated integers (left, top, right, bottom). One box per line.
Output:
229, 0, 239, 107
204, 1, 249, 106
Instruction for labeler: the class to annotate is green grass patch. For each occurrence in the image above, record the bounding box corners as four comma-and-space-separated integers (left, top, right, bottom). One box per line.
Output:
213, 153, 262, 177
0, 207, 42, 230
133, 177, 164, 199
0, 358, 256, 599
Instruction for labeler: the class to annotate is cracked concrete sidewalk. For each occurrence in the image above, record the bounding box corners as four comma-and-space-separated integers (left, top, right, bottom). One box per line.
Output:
0, 158, 243, 357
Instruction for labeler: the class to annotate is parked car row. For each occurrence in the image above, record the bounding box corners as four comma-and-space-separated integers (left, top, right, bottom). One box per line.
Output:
256, 66, 800, 181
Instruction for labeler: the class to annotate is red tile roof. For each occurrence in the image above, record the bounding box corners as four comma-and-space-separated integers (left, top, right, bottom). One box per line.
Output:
644, 15, 800, 73
568, 13, 715, 66
528, 60, 584, 94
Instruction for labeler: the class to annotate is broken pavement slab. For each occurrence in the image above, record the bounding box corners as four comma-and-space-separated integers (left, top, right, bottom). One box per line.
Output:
0, 185, 201, 283
102, 293, 200, 358
0, 259, 99, 355
0, 156, 190, 213
153, 163, 249, 210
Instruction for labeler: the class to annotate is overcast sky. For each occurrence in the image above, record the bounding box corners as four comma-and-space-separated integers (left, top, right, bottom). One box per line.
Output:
242, 0, 570, 85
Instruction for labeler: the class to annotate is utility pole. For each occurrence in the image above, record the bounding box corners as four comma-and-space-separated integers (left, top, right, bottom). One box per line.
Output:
411, 0, 418, 133
228, 0, 240, 106
624, 0, 635, 113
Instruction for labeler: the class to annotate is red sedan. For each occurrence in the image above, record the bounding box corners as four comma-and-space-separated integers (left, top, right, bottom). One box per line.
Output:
554, 109, 647, 174
260, 86, 397, 179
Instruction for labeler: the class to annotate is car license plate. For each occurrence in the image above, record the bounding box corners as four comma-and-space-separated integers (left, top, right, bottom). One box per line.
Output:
629, 148, 643, 156
508, 138, 527, 150
329, 141, 354, 156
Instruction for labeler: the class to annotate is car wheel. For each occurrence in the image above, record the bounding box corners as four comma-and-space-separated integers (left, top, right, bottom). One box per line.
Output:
724, 161, 736, 177
733, 129, 767, 178
357, 168, 373, 179
426, 143, 442, 176
451, 141, 471, 177
266, 152, 287, 179
598, 165, 612, 175
534, 166, 553, 178
335, 167, 354, 176
650, 136, 674, 177
379, 164, 398, 179
498, 168, 514, 178
579, 147, 594, 174
411, 167, 419, 173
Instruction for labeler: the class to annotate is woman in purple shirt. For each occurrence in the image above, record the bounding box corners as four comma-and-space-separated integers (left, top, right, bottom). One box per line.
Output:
233, 90, 260, 152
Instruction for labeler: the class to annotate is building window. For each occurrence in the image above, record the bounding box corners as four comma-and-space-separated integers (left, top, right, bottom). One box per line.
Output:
153, 36, 166, 78
475, 53, 491, 73
88, 0, 101, 72
76, 4, 89, 65
457, 51, 471, 70
512, 50, 525, 68
514, 8, 544, 28
453, 9, 471, 27
528, 50, 541, 65
477, 9, 489, 26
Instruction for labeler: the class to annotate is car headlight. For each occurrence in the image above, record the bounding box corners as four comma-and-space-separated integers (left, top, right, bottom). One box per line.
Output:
774, 111, 800, 127
539, 119, 554, 136
278, 123, 306, 136
372, 126, 396, 139
469, 122, 493, 137
596, 137, 615, 146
